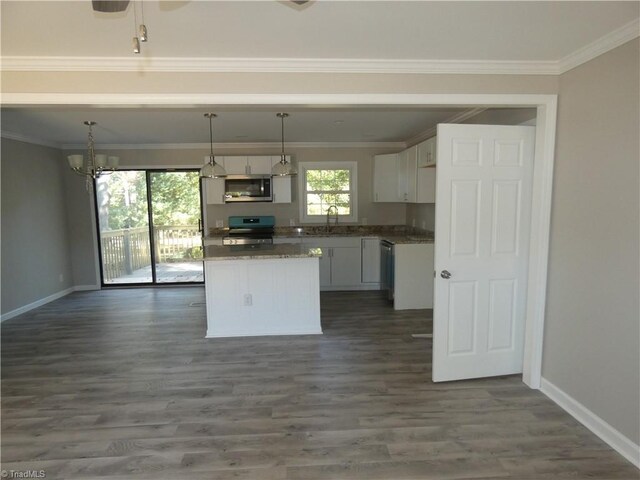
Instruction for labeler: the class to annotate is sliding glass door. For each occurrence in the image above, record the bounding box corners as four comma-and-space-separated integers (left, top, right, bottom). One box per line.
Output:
95, 169, 204, 285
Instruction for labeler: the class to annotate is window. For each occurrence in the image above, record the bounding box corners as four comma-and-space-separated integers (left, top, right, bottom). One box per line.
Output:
299, 161, 357, 223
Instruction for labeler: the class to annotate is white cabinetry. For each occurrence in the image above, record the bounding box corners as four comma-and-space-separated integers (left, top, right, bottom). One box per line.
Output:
203, 155, 293, 204
373, 153, 399, 202
204, 178, 225, 205
361, 237, 381, 284
302, 237, 361, 290
417, 137, 437, 167
222, 156, 273, 175
373, 144, 433, 204
271, 156, 293, 204
397, 145, 417, 203
393, 243, 434, 310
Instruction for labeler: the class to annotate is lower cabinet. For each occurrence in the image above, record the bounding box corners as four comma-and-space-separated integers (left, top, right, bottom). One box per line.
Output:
393, 243, 434, 310
302, 237, 363, 290
361, 237, 381, 284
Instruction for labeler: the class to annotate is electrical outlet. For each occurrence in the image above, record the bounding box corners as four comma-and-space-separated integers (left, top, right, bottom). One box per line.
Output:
59, 273, 64, 283
421, 220, 426, 230
361, 217, 367, 225
412, 219, 416, 228
215, 220, 223, 228
243, 294, 253, 306
289, 218, 295, 226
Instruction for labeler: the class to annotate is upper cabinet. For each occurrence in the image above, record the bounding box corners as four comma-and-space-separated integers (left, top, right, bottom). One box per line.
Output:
373, 153, 399, 202
222, 156, 273, 175
203, 155, 293, 205
417, 136, 437, 167
397, 145, 417, 203
373, 138, 436, 204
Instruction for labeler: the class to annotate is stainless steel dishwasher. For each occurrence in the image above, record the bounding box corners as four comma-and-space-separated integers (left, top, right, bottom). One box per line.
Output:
380, 239, 395, 302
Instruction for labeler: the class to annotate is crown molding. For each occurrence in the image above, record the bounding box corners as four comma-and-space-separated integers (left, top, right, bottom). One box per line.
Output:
60, 141, 407, 151
3, 19, 637, 76
1, 130, 61, 149
1, 55, 559, 75
406, 108, 488, 146
558, 18, 640, 74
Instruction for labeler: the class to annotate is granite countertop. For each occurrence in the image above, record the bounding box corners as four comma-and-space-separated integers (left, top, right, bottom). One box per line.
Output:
204, 244, 322, 261
205, 225, 434, 244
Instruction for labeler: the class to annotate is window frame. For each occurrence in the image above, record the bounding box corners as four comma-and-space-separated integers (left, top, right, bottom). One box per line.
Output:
298, 161, 358, 224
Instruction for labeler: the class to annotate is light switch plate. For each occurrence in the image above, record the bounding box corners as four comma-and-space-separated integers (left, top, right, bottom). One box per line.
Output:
215, 220, 223, 228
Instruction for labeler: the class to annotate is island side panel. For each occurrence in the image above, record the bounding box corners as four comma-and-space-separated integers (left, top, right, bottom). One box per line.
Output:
205, 257, 321, 338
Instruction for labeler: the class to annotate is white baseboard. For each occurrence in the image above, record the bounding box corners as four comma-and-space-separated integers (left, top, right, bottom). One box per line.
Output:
541, 377, 640, 468
0, 284, 100, 323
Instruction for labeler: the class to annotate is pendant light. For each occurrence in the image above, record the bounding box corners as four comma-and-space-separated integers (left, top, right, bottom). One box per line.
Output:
199, 113, 227, 178
272, 112, 297, 176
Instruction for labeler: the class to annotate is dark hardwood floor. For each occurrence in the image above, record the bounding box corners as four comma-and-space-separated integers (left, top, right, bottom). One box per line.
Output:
1, 288, 637, 479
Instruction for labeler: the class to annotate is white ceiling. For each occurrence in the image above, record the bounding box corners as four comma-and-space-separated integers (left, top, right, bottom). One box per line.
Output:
1, 1, 637, 146
0, 106, 473, 146
1, 1, 638, 61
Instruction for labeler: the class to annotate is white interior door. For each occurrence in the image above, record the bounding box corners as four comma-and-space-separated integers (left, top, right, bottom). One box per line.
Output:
433, 124, 535, 382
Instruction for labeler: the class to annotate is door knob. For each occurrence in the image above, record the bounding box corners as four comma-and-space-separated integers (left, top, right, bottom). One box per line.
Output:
440, 270, 452, 279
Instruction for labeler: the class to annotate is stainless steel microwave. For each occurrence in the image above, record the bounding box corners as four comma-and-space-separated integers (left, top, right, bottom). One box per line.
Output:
224, 175, 272, 203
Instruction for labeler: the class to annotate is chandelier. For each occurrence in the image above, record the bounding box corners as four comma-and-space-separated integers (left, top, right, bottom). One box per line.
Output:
67, 121, 119, 181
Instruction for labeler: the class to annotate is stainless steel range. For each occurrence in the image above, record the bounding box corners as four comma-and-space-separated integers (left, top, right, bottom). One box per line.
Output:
223, 215, 275, 245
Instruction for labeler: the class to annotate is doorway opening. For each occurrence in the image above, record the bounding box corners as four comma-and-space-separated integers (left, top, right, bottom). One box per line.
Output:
94, 169, 204, 285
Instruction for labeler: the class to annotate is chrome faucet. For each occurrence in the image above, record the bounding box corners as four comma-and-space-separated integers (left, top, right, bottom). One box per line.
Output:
326, 205, 339, 232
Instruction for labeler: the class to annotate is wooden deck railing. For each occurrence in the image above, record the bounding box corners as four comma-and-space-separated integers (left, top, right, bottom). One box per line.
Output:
100, 225, 201, 282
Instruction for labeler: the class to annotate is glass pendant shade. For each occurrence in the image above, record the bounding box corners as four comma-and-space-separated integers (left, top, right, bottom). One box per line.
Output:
272, 155, 297, 176
272, 112, 297, 176
200, 113, 226, 178
68, 154, 84, 169
95, 154, 108, 167
200, 156, 227, 178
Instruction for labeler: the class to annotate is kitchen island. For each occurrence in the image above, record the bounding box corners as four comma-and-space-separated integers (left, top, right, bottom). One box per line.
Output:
203, 243, 323, 338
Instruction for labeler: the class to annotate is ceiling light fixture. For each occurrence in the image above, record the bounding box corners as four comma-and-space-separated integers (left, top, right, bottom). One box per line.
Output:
132, 1, 148, 54
199, 113, 227, 178
67, 121, 119, 189
272, 113, 297, 176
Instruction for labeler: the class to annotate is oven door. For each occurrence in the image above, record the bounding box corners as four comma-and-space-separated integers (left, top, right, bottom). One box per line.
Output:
224, 175, 272, 202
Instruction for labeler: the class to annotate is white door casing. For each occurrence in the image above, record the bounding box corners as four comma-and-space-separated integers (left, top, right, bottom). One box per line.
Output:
433, 124, 535, 382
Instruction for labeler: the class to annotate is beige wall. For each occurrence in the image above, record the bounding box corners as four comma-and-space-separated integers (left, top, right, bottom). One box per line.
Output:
1, 138, 74, 315
76, 145, 409, 229
542, 38, 640, 444
1, 71, 558, 95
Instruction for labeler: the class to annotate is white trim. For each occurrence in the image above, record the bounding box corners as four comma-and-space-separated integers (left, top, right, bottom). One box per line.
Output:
522, 100, 557, 389
3, 21, 637, 76
0, 92, 558, 390
1, 93, 558, 107
558, 19, 640, 74
1, 130, 61, 149
406, 108, 487, 147
541, 377, 640, 468
298, 161, 359, 224
0, 285, 97, 322
0, 56, 559, 75
61, 141, 406, 151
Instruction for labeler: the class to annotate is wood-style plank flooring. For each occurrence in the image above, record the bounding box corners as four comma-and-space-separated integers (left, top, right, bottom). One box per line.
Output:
2, 288, 637, 479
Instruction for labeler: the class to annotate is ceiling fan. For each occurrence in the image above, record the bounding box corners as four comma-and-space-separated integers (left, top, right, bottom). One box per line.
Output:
92, 0, 309, 13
